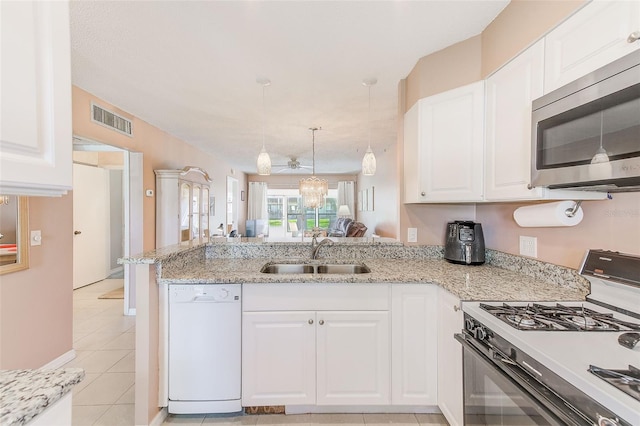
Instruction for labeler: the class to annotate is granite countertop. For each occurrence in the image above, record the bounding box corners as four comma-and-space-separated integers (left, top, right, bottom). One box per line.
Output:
159, 257, 589, 302
121, 240, 590, 302
0, 368, 85, 426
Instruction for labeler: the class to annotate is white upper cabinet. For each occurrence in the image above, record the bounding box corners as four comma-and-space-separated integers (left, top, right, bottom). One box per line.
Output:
404, 81, 485, 203
0, 1, 72, 196
544, 0, 640, 93
485, 40, 545, 201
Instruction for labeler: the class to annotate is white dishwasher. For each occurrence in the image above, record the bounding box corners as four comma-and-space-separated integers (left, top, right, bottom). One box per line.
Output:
168, 284, 242, 414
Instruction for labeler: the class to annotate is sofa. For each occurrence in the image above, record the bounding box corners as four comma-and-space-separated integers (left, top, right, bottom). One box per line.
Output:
327, 218, 367, 237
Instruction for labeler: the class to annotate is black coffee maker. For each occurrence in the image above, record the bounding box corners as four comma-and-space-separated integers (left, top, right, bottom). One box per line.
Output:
444, 221, 485, 265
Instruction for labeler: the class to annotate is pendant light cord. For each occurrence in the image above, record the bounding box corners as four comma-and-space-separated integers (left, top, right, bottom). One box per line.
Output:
262, 85, 266, 150
368, 84, 372, 150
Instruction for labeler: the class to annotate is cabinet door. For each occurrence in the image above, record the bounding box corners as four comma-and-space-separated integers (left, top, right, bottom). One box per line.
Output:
391, 284, 438, 405
179, 183, 191, 242
544, 0, 640, 93
242, 311, 316, 406
316, 311, 390, 405
0, 1, 72, 196
437, 288, 464, 426
415, 82, 485, 202
484, 41, 545, 201
403, 102, 421, 203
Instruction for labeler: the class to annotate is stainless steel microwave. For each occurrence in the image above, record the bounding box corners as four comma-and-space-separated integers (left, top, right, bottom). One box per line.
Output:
531, 50, 640, 192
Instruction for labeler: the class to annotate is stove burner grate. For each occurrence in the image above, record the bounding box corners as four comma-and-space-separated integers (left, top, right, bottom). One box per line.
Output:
480, 303, 640, 331
589, 365, 640, 403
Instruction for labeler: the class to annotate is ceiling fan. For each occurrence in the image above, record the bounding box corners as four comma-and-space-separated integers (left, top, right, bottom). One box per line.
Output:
273, 157, 313, 173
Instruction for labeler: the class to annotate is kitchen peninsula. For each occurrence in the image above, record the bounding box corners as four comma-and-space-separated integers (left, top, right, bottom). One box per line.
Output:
122, 237, 590, 425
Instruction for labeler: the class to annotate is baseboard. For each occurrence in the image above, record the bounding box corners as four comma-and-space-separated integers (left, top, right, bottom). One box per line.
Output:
285, 405, 441, 414
40, 349, 76, 369
148, 407, 168, 426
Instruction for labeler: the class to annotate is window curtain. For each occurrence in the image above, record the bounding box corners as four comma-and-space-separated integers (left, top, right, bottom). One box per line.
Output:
248, 182, 268, 220
337, 181, 355, 218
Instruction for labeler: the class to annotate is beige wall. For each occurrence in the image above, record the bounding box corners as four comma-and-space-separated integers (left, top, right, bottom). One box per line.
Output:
0, 195, 73, 369
357, 143, 399, 237
399, 0, 640, 268
72, 86, 246, 250
481, 0, 586, 77
0, 86, 247, 369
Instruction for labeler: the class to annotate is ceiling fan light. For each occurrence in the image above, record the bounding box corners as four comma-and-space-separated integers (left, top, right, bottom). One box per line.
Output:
257, 147, 272, 175
362, 146, 376, 176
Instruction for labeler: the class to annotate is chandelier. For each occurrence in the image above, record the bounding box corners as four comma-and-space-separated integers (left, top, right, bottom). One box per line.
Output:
299, 127, 328, 208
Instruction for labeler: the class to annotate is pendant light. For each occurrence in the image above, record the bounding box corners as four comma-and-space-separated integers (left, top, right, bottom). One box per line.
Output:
256, 78, 272, 175
299, 127, 328, 208
590, 111, 609, 164
362, 78, 377, 176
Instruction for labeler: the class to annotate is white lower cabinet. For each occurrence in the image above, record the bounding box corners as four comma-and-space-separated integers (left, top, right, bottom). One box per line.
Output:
437, 288, 464, 426
242, 311, 317, 405
242, 284, 390, 407
391, 284, 438, 405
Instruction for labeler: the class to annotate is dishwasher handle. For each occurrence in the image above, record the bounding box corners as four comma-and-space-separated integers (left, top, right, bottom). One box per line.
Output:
191, 295, 239, 303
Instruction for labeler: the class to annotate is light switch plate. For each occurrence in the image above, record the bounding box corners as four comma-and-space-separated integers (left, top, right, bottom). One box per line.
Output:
31, 230, 42, 246
519, 236, 537, 258
407, 228, 418, 243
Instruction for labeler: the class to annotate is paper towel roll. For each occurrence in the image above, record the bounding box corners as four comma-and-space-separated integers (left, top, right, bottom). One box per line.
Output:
513, 201, 583, 227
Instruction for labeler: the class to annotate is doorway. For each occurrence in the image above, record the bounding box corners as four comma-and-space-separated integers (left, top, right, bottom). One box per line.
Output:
72, 137, 143, 316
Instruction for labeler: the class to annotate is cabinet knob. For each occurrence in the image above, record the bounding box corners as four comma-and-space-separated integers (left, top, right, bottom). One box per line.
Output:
420, 191, 426, 196
74, 230, 82, 235
308, 319, 314, 325
319, 320, 325, 325
628, 31, 640, 43
453, 305, 460, 312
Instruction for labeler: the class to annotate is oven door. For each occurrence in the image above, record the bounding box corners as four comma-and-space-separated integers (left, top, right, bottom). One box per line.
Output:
456, 333, 589, 426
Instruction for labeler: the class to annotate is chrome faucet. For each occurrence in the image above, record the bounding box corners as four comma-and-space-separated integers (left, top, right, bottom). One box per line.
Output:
311, 235, 334, 259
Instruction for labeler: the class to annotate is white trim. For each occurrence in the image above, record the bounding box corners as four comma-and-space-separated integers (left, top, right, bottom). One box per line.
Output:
39, 349, 76, 369
126, 308, 136, 316
147, 407, 168, 426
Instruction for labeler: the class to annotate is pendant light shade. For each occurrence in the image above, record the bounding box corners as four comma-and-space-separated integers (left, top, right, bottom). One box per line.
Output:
362, 78, 377, 176
256, 78, 272, 175
299, 127, 328, 208
256, 146, 271, 175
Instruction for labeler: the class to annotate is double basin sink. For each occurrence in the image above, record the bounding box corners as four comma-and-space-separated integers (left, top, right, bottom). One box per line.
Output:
261, 262, 371, 275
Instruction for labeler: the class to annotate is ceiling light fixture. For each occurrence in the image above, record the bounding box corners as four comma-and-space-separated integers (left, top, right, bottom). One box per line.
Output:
590, 111, 610, 164
256, 78, 272, 175
299, 127, 328, 209
362, 78, 377, 176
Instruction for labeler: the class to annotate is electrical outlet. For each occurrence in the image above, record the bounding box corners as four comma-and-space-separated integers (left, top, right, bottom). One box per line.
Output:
407, 228, 418, 243
519, 236, 537, 258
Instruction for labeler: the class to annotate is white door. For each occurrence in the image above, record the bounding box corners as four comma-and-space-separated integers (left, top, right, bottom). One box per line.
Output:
242, 311, 316, 406
73, 163, 109, 289
437, 288, 464, 426
484, 40, 545, 201
391, 284, 438, 405
316, 311, 390, 405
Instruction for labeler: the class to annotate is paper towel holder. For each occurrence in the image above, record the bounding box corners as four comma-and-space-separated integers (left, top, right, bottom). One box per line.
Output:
565, 201, 582, 218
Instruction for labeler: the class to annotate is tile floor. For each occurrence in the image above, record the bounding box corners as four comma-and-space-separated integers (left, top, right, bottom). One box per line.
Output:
163, 413, 449, 425
65, 279, 449, 426
63, 278, 136, 425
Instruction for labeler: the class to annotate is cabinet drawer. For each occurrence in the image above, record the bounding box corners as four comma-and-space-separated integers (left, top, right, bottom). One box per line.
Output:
243, 283, 389, 311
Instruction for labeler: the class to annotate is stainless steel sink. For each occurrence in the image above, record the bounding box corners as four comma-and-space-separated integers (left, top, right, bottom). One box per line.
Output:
260, 262, 370, 274
316, 264, 371, 274
260, 264, 315, 274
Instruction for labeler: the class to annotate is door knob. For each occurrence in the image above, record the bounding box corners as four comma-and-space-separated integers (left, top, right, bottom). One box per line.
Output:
74, 231, 82, 235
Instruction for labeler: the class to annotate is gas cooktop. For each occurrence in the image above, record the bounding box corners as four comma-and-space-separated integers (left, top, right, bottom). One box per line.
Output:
480, 302, 640, 331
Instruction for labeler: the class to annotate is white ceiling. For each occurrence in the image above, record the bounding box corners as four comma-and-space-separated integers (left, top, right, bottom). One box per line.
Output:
69, 0, 509, 175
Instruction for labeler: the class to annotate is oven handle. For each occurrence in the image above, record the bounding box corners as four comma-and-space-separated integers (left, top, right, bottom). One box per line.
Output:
454, 333, 598, 426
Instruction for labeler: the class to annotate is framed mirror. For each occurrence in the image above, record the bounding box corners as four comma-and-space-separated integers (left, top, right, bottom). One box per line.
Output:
0, 196, 29, 274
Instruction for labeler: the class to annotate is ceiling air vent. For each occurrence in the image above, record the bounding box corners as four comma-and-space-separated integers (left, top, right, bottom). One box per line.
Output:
91, 103, 133, 137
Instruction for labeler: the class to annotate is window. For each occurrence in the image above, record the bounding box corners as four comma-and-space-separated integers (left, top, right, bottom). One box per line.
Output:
266, 188, 337, 237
